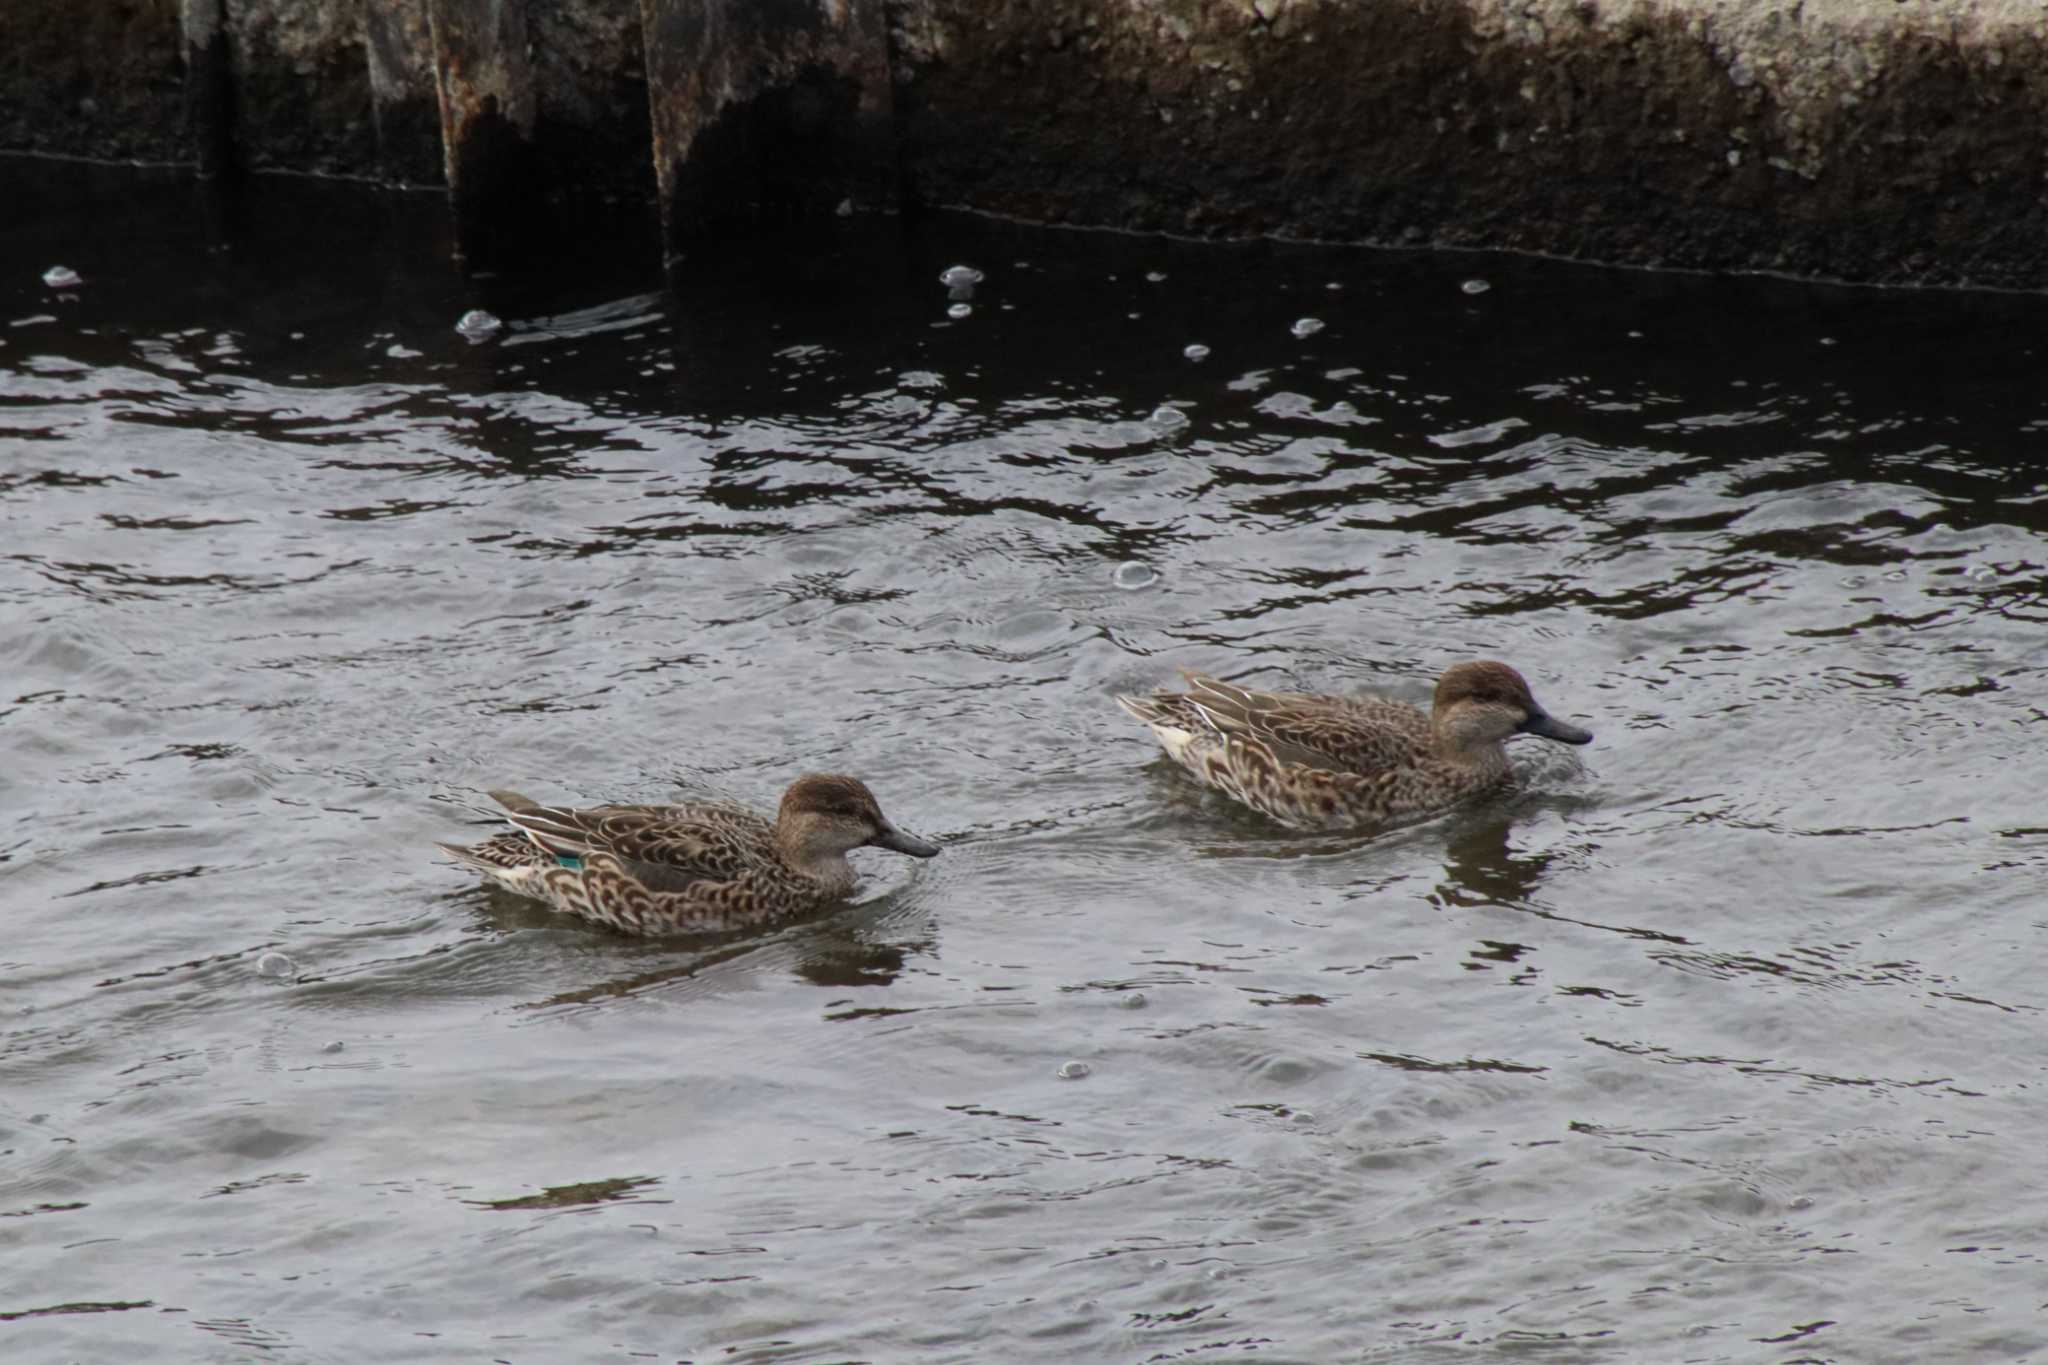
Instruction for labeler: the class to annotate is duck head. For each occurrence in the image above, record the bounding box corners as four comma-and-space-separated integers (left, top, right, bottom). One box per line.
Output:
1432, 660, 1594, 752
778, 773, 941, 862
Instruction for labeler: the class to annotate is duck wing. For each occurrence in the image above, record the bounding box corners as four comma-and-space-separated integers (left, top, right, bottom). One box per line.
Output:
1154, 715, 1437, 829
488, 792, 773, 885
1178, 673, 1428, 775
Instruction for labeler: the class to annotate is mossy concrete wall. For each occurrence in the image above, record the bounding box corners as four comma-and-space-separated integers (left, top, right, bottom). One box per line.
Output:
2, 0, 2043, 286
0, 0, 187, 166
892, 0, 2048, 286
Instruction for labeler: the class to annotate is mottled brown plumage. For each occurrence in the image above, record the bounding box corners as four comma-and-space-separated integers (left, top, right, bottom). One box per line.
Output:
437, 774, 939, 934
1117, 661, 1593, 829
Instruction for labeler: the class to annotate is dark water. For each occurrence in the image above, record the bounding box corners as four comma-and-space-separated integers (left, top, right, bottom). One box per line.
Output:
4, 159, 2047, 1363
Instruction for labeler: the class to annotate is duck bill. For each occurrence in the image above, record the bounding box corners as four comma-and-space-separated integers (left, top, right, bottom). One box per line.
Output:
1518, 708, 1593, 745
870, 823, 941, 858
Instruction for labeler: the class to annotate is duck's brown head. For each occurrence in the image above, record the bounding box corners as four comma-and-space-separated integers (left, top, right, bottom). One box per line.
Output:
1432, 661, 1593, 751
779, 773, 941, 860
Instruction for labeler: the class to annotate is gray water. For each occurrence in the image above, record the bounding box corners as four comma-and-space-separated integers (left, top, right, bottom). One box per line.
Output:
4, 163, 2047, 1363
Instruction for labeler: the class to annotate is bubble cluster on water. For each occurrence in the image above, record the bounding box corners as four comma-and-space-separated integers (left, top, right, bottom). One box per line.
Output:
42, 265, 82, 289
1055, 1060, 1092, 1080
256, 951, 296, 980
455, 309, 502, 342
1112, 561, 1158, 591
1290, 317, 1324, 338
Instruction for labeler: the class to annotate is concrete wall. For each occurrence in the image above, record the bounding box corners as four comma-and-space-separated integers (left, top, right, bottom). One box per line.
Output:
1, 0, 188, 166
2, 0, 2042, 287
896, 0, 2048, 287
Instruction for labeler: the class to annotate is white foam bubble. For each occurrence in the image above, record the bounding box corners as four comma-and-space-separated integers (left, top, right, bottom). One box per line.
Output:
455, 309, 502, 341
1113, 561, 1159, 591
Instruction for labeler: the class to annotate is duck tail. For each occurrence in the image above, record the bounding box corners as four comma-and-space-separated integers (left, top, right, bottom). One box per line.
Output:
1179, 672, 1262, 719
436, 841, 504, 874
1115, 692, 1175, 725
499, 807, 602, 863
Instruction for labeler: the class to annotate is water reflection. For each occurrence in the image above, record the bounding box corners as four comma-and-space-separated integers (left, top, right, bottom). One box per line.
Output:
793, 934, 914, 990
1433, 814, 1555, 906
465, 1175, 665, 1211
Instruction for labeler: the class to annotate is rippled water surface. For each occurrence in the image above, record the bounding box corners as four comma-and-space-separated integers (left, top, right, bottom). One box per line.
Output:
5, 162, 2048, 1362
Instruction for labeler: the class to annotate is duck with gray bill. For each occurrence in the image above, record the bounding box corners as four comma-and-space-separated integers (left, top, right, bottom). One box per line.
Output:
437, 773, 939, 934
1117, 659, 1593, 829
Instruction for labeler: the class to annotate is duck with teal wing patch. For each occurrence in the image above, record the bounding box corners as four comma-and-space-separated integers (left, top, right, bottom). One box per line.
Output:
437, 773, 940, 934
1116, 660, 1593, 829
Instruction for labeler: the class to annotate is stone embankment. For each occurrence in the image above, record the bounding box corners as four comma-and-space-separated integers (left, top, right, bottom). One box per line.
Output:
3, 0, 2041, 286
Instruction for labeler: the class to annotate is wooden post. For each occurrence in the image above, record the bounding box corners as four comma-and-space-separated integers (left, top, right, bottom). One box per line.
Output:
363, 0, 444, 186
180, 0, 235, 180
425, 0, 540, 266
637, 0, 897, 263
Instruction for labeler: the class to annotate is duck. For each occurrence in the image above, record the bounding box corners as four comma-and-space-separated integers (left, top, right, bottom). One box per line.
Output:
437, 773, 940, 934
1116, 660, 1592, 829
